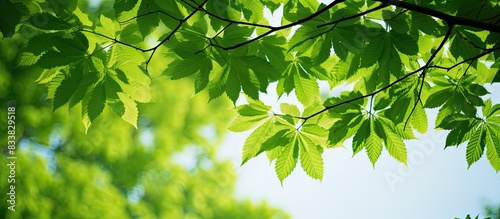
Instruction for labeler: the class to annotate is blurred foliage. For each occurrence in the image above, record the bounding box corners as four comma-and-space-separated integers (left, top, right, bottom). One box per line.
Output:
455, 203, 500, 219
0, 2, 288, 218
484, 203, 500, 219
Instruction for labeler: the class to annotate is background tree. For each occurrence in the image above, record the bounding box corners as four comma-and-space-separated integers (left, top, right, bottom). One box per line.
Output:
1, 0, 499, 184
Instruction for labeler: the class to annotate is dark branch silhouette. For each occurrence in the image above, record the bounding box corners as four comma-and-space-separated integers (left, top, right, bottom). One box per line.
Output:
372, 0, 500, 34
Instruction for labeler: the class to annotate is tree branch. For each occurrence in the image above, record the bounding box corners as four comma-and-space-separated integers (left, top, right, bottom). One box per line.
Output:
317, 4, 387, 28
142, 0, 208, 71
211, 0, 347, 50
372, 0, 500, 34
430, 46, 500, 71
183, 0, 274, 29
300, 67, 423, 121
403, 23, 453, 129
79, 29, 149, 52
117, 10, 181, 24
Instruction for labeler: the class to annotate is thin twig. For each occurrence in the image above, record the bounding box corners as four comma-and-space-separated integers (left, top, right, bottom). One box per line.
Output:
118, 10, 181, 24
211, 0, 348, 50
454, 29, 488, 50
79, 29, 149, 52
403, 23, 454, 129
318, 4, 387, 28
429, 47, 500, 71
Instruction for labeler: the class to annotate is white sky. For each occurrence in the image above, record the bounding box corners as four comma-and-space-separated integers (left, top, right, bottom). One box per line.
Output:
217, 1, 500, 218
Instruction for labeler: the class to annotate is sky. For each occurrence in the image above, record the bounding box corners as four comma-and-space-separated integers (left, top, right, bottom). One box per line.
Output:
218, 83, 500, 219
216, 1, 500, 218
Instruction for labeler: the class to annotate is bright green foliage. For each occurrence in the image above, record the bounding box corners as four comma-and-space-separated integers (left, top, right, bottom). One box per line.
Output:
437, 99, 500, 171
2, 0, 500, 183
0, 37, 288, 218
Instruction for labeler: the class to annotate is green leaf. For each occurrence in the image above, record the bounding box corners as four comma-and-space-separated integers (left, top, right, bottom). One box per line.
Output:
235, 63, 260, 100
493, 70, 500, 83
390, 31, 418, 56
372, 117, 387, 140
137, 5, 160, 37
301, 124, 329, 148
365, 127, 383, 166
328, 113, 363, 146
171, 53, 212, 79
17, 52, 41, 67
228, 114, 269, 132
241, 119, 277, 164
411, 11, 443, 36
383, 125, 408, 165
360, 31, 385, 68
194, 66, 211, 93
34, 33, 89, 68
293, 64, 320, 106
297, 57, 331, 81
30, 12, 72, 30
266, 147, 281, 163
120, 23, 143, 44
352, 118, 370, 155
253, 36, 287, 70
330, 26, 360, 60
466, 126, 486, 167
384, 97, 411, 124
115, 92, 139, 128
275, 134, 299, 183
276, 74, 295, 97
36, 67, 62, 84
229, 99, 271, 132
383, 10, 410, 34
283, 0, 318, 23
424, 87, 453, 108
114, 0, 138, 13
52, 68, 83, 111
450, 32, 479, 60
393, 123, 416, 140
37, 51, 85, 68
0, 0, 28, 37
95, 15, 119, 37
225, 66, 242, 104
411, 104, 428, 134
482, 99, 492, 117
485, 124, 500, 172
445, 122, 476, 147
259, 129, 292, 155
126, 80, 151, 103
298, 134, 324, 181
243, 56, 280, 89
87, 82, 106, 122
280, 103, 300, 125
69, 65, 97, 109
438, 113, 474, 130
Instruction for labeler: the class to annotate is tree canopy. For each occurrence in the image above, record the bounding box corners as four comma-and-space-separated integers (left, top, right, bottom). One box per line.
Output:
1, 0, 499, 183
0, 32, 288, 218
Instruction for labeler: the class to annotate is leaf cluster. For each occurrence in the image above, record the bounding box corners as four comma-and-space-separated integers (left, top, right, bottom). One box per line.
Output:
6, 0, 500, 182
